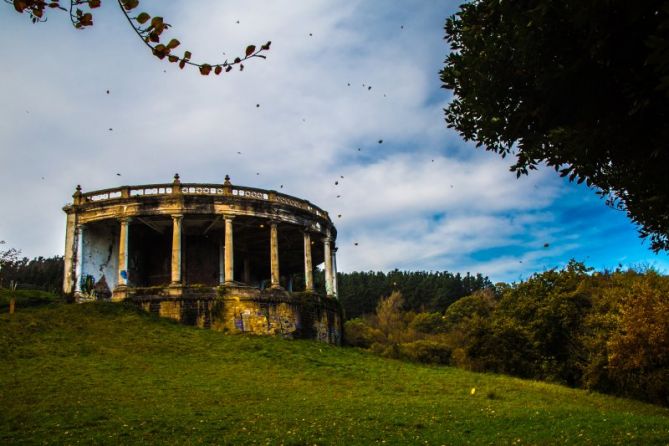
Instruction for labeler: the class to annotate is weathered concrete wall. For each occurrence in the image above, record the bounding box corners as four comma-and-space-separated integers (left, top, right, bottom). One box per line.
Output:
81, 224, 119, 298
131, 289, 342, 344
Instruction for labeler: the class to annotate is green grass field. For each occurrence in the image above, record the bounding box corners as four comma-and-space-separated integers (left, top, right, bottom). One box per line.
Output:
1, 302, 668, 445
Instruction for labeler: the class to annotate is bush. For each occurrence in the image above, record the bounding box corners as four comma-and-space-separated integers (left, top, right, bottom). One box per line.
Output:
409, 312, 447, 334
398, 340, 452, 364
344, 318, 384, 348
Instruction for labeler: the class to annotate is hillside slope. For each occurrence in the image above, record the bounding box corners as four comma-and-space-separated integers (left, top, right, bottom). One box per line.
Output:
1, 303, 668, 445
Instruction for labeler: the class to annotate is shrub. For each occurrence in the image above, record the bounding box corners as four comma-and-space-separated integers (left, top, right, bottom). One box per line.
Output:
409, 312, 447, 334
344, 318, 384, 348
398, 340, 452, 364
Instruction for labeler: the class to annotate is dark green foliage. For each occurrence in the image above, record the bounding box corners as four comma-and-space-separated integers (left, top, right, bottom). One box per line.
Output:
0, 255, 64, 293
337, 269, 492, 319
409, 312, 448, 334
353, 262, 669, 406
442, 0, 669, 251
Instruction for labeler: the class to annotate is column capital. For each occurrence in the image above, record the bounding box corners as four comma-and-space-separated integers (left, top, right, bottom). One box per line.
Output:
118, 216, 132, 224
171, 213, 184, 220
223, 214, 236, 221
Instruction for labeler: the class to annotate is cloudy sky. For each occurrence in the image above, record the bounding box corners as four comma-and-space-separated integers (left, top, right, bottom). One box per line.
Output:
1, 0, 668, 282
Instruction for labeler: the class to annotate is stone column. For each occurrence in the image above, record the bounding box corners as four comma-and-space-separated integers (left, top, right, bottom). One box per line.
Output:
270, 222, 280, 289
224, 216, 234, 284
303, 231, 314, 291
171, 214, 183, 285
332, 246, 339, 298
218, 239, 225, 284
324, 237, 334, 296
74, 224, 85, 294
117, 217, 130, 287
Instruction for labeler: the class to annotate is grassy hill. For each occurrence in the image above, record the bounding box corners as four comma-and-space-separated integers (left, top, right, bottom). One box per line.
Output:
1, 303, 668, 445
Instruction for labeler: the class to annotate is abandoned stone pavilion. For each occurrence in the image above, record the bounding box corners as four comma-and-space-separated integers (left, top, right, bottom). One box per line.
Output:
62, 175, 342, 344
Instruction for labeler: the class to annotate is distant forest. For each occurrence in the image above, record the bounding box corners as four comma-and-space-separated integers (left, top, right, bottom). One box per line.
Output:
0, 255, 490, 319
0, 256, 63, 293
335, 270, 491, 319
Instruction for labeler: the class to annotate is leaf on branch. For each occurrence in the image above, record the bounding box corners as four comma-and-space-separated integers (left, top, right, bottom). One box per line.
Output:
245, 45, 256, 57
122, 0, 139, 11
226, 65, 233, 72
136, 12, 150, 24
167, 55, 179, 63
261, 41, 271, 50
167, 38, 180, 49
214, 65, 222, 75
239, 63, 244, 71
234, 57, 241, 64
14, 0, 27, 13
89, 0, 101, 8
79, 12, 93, 27
183, 50, 192, 60
179, 60, 186, 69
199, 64, 212, 75
152, 44, 169, 59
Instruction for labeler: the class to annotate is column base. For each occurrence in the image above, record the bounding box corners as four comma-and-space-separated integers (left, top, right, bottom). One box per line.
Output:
168, 283, 183, 296
111, 285, 128, 302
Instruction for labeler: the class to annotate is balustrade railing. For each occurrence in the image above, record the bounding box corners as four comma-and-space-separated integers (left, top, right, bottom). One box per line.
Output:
78, 183, 326, 218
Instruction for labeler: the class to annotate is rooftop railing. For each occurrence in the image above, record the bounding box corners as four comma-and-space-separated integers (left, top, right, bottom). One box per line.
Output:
72, 175, 328, 219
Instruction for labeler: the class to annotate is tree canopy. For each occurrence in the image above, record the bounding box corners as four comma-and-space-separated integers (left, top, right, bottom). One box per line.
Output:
7, 0, 270, 75
441, 1, 669, 251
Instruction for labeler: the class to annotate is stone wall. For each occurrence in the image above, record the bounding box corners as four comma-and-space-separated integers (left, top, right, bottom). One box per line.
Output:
131, 287, 342, 345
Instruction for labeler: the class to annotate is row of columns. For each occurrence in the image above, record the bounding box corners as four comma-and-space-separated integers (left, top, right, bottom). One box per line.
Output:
74, 215, 338, 296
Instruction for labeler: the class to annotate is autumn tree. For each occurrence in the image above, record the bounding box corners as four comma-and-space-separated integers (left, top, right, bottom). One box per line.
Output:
7, 0, 271, 75
442, 1, 669, 251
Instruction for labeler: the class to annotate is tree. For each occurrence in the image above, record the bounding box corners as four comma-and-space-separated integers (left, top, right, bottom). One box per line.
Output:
7, 0, 271, 75
0, 241, 21, 288
441, 1, 669, 251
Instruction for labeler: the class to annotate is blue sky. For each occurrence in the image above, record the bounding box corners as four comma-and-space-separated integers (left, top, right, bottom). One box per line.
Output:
1, 0, 668, 282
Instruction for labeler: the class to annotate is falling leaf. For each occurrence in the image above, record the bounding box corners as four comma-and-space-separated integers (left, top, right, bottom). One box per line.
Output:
256, 104, 260, 108
340, 175, 344, 178
256, 172, 260, 175
335, 181, 339, 185
309, 33, 313, 36
280, 185, 283, 188
354, 242, 359, 246
337, 214, 341, 218
470, 388, 476, 395
378, 139, 383, 144
357, 148, 361, 151
368, 86, 372, 90
106, 90, 110, 94
116, 173, 121, 176
336, 195, 341, 198
543, 243, 550, 248
109, 128, 113, 131
237, 151, 242, 155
